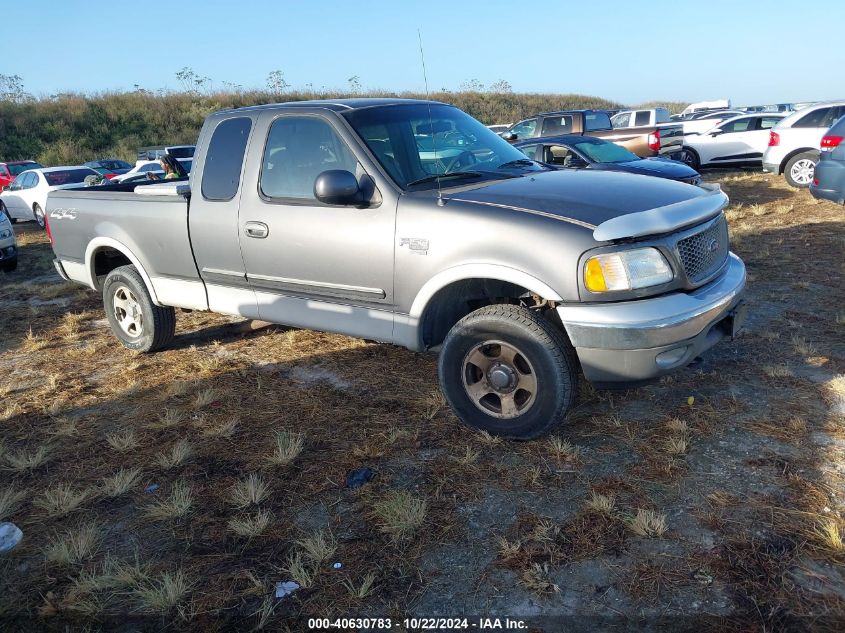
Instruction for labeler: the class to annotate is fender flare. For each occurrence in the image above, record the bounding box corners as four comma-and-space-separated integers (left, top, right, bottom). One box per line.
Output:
409, 263, 563, 320
84, 237, 160, 305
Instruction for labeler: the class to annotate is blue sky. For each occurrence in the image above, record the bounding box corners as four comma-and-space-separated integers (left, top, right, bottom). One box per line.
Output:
6, 0, 844, 106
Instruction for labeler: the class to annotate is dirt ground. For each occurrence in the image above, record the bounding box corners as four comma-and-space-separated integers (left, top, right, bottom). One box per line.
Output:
0, 171, 843, 632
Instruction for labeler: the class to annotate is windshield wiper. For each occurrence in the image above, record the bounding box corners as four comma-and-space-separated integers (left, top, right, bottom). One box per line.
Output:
406, 171, 483, 187
497, 159, 536, 169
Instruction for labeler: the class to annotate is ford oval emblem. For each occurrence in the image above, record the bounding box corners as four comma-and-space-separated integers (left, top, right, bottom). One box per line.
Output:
707, 238, 719, 253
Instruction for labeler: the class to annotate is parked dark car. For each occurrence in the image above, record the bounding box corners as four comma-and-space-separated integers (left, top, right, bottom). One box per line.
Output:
810, 115, 845, 204
84, 159, 133, 179
0, 160, 44, 189
515, 135, 702, 185
502, 110, 684, 158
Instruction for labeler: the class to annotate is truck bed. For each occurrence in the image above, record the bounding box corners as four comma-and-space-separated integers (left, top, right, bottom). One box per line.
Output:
47, 181, 204, 309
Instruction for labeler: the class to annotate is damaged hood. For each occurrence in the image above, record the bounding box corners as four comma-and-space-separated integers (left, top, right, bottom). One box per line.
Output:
447, 170, 727, 241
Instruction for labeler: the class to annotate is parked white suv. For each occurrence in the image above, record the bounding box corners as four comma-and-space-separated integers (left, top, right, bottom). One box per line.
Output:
762, 101, 845, 187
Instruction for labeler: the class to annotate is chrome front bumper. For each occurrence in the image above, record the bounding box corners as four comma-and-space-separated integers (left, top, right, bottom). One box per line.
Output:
556, 253, 746, 385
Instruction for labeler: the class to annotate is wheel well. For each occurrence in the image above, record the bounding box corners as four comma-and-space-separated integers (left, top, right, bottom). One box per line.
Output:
779, 148, 819, 174
92, 248, 132, 287
420, 278, 563, 349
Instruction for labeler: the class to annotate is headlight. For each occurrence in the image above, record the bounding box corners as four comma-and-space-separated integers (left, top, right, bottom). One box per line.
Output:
584, 247, 673, 292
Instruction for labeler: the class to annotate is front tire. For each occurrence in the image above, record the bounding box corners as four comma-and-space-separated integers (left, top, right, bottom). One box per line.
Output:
677, 148, 700, 170
784, 152, 818, 188
438, 304, 577, 439
33, 203, 45, 228
103, 265, 175, 352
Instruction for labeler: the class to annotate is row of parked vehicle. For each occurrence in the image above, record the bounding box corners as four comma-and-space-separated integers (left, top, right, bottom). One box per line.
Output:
0, 145, 197, 228
493, 99, 845, 197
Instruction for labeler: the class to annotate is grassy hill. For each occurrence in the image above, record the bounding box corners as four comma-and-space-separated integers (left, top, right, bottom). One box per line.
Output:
0, 89, 624, 165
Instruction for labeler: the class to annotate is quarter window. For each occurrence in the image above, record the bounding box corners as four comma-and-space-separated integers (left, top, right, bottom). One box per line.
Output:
541, 116, 573, 135
260, 116, 357, 201
793, 107, 831, 128
201, 117, 252, 201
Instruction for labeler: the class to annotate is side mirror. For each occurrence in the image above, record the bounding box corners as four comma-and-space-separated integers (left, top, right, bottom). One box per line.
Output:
565, 156, 589, 169
314, 170, 363, 206
503, 133, 518, 142
709, 128, 724, 136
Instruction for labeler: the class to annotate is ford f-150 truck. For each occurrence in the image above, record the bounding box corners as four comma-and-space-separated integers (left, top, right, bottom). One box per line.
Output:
503, 110, 684, 158
47, 99, 746, 439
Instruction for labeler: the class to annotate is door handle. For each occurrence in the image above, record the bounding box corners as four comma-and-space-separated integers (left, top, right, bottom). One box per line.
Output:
244, 221, 269, 239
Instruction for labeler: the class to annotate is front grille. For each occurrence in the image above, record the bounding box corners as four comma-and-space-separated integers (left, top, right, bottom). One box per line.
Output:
677, 216, 729, 284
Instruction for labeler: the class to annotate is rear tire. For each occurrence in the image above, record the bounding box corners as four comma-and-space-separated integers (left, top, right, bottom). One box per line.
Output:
677, 148, 700, 170
33, 203, 45, 228
103, 265, 175, 352
784, 151, 818, 188
438, 304, 577, 439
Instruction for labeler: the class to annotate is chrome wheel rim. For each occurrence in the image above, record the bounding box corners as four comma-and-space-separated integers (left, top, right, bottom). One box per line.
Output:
112, 285, 144, 337
790, 159, 815, 185
462, 340, 537, 419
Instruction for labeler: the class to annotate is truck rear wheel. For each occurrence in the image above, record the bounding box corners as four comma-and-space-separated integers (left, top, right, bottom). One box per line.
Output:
438, 304, 577, 439
103, 265, 175, 352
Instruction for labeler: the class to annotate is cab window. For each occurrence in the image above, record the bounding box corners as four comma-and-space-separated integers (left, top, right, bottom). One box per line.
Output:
509, 118, 537, 139
634, 111, 650, 126
720, 118, 753, 133
260, 116, 358, 201
201, 117, 252, 201
541, 116, 573, 135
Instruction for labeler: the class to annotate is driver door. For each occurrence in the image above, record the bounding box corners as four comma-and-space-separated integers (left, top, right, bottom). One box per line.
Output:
237, 111, 396, 342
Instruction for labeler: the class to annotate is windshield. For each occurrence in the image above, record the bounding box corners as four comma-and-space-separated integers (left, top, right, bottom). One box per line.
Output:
343, 103, 547, 189
168, 146, 195, 159
9, 162, 43, 176
44, 169, 98, 186
573, 140, 638, 163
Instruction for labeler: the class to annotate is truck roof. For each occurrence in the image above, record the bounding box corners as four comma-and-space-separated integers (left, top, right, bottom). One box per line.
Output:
535, 109, 607, 117
228, 98, 446, 114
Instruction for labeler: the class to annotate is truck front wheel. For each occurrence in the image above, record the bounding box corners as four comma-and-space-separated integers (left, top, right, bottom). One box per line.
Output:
438, 304, 577, 439
103, 265, 175, 352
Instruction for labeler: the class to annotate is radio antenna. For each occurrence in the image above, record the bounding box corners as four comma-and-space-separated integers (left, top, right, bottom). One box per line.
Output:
417, 28, 444, 204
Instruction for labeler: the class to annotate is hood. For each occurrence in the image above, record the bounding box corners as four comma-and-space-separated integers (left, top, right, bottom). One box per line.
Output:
611, 158, 699, 180
447, 169, 712, 228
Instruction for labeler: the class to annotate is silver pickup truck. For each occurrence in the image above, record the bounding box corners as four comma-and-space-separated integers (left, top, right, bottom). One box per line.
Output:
47, 98, 746, 439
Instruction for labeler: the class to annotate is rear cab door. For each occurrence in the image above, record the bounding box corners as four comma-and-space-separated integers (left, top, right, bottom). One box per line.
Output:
235, 107, 396, 342
189, 112, 261, 318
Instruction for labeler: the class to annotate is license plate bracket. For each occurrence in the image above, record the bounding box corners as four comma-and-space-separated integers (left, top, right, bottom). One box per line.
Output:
725, 301, 748, 339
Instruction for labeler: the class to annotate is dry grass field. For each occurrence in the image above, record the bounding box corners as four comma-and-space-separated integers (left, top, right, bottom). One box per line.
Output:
0, 171, 843, 631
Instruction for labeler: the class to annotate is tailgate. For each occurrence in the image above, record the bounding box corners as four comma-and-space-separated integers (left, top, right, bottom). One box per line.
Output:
657, 124, 684, 155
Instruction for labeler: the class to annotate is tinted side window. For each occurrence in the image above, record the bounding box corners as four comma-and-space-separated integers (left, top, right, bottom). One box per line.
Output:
585, 112, 612, 131
794, 107, 831, 128
655, 109, 671, 123
541, 116, 573, 135
260, 116, 357, 201
635, 111, 650, 126
201, 117, 252, 201
758, 116, 782, 130
721, 118, 753, 133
